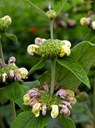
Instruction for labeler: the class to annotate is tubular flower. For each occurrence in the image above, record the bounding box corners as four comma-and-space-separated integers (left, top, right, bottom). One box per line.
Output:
51, 105, 59, 118
91, 21, 95, 30
23, 94, 31, 105
2, 73, 7, 82
42, 104, 47, 115
1, 15, 12, 26
62, 40, 71, 48
27, 44, 39, 55
35, 37, 46, 45
18, 67, 28, 79
32, 103, 41, 117
60, 45, 71, 57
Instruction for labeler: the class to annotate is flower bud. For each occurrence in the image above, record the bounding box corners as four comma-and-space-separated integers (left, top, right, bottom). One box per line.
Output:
23, 94, 31, 105
27, 44, 39, 55
66, 89, 75, 98
1, 15, 12, 26
69, 97, 77, 105
18, 67, 28, 79
60, 105, 70, 116
14, 72, 22, 81
91, 21, 95, 30
8, 56, 16, 66
46, 10, 56, 19
32, 103, 41, 117
51, 105, 59, 118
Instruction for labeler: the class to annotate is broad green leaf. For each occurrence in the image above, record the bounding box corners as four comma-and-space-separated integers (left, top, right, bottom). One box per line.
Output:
27, 0, 47, 19
58, 115, 76, 128
39, 41, 95, 91
5, 33, 18, 43
11, 111, 50, 128
57, 57, 90, 88
28, 59, 46, 76
23, 80, 40, 88
54, 0, 67, 16
3, 82, 29, 109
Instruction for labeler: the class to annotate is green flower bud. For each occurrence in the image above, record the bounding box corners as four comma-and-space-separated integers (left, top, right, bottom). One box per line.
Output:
46, 10, 56, 20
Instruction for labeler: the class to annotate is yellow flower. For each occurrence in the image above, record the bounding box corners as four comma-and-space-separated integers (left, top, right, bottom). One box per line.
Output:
32, 103, 41, 117
91, 21, 95, 30
27, 44, 39, 55
60, 45, 71, 57
80, 17, 87, 26
62, 40, 71, 48
1, 15, 12, 25
69, 97, 77, 105
23, 94, 30, 105
51, 105, 59, 118
66, 89, 75, 97
18, 67, 28, 79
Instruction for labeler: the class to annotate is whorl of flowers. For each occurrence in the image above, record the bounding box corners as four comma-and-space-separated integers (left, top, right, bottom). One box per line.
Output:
27, 37, 71, 58
0, 56, 28, 83
23, 84, 76, 118
0, 15, 12, 32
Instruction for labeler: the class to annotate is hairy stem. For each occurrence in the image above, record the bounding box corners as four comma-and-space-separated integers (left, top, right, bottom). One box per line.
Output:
50, 58, 56, 95
0, 38, 5, 66
11, 100, 16, 120
50, 20, 53, 43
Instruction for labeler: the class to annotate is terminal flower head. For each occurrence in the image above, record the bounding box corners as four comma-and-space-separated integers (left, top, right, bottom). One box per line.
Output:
51, 105, 59, 118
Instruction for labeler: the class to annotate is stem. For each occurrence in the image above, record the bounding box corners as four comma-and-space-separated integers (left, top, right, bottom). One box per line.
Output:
11, 100, 16, 120
0, 38, 5, 66
93, 82, 95, 128
0, 117, 5, 128
50, 20, 53, 42
50, 58, 56, 95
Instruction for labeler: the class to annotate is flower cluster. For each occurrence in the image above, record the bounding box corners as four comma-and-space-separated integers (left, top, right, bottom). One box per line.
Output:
23, 84, 76, 118
0, 57, 28, 83
0, 15, 12, 32
80, 16, 95, 30
27, 37, 71, 58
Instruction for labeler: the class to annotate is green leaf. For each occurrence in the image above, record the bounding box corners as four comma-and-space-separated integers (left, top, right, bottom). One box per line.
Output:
3, 82, 29, 109
58, 115, 76, 128
23, 80, 40, 88
5, 33, 18, 43
28, 59, 46, 76
57, 57, 90, 89
27, 0, 47, 19
39, 41, 95, 91
54, 0, 67, 16
11, 111, 50, 128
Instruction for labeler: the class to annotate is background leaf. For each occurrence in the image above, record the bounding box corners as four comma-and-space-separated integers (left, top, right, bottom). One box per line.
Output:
11, 111, 50, 128
3, 82, 29, 109
27, 0, 47, 19
28, 59, 46, 76
54, 0, 67, 16
58, 115, 76, 128
57, 57, 90, 88
5, 33, 18, 43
